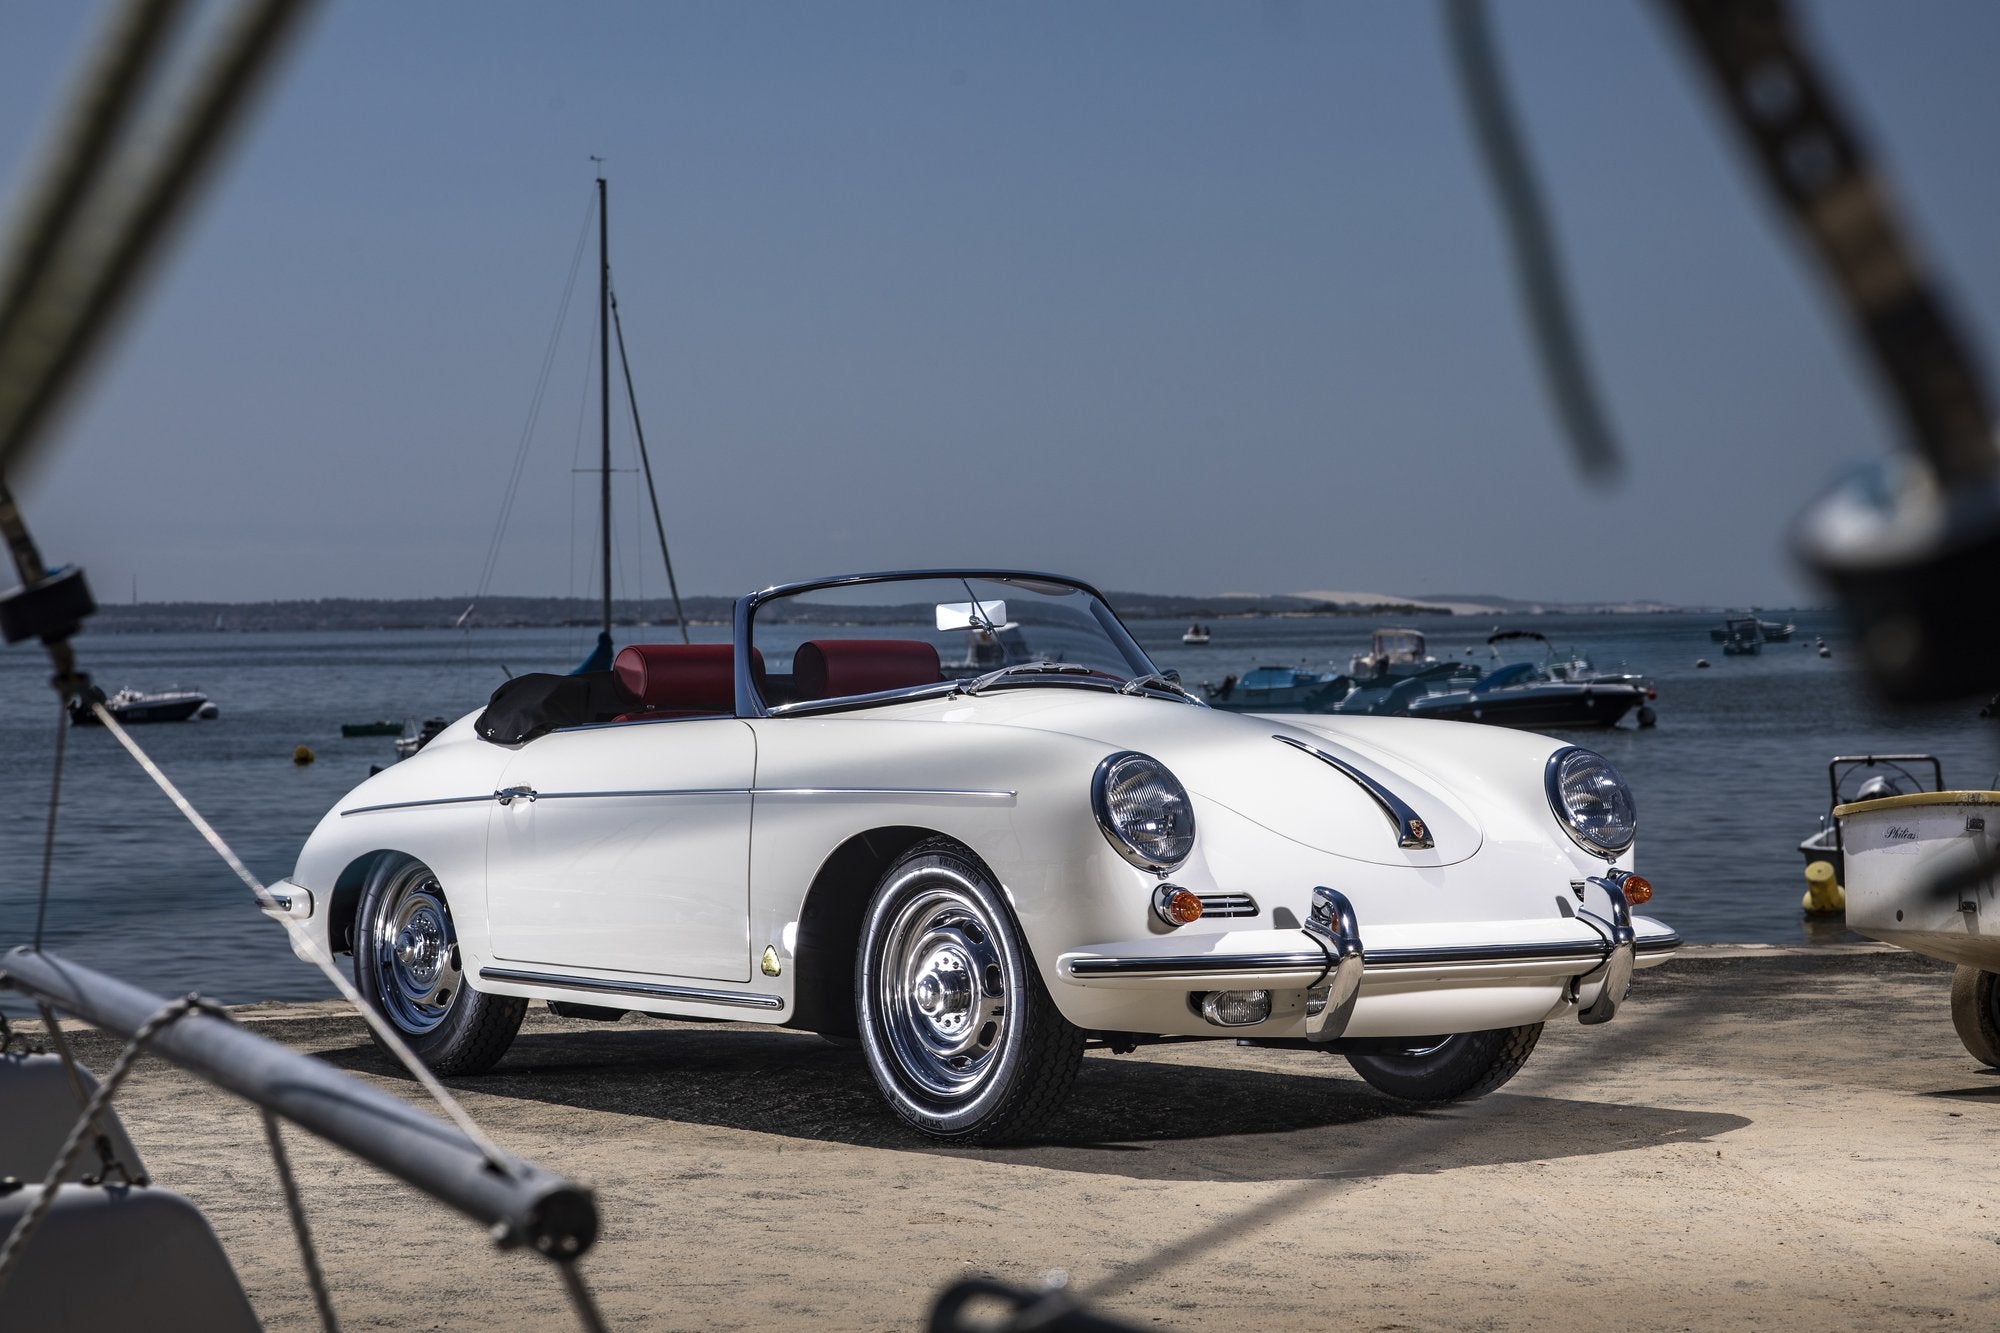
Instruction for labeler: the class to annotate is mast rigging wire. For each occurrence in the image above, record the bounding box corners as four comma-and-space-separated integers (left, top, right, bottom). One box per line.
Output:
471, 187, 600, 614
611, 283, 692, 643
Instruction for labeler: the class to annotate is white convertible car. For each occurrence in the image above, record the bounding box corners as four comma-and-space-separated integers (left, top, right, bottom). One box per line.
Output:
271, 571, 1677, 1142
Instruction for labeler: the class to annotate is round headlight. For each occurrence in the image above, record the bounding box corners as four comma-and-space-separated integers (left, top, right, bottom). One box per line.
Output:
1545, 747, 1637, 858
1093, 751, 1195, 871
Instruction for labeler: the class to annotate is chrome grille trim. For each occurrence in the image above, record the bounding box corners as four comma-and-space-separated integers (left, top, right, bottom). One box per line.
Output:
1194, 892, 1259, 918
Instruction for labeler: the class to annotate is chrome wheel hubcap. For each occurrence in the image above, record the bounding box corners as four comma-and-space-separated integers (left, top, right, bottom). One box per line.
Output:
372, 868, 461, 1035
880, 883, 1010, 1102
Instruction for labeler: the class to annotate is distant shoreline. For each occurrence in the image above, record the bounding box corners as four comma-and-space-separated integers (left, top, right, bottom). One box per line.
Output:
66, 591, 1714, 635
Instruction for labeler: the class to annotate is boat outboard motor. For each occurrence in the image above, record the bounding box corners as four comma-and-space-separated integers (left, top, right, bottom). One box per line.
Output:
1854, 775, 1906, 803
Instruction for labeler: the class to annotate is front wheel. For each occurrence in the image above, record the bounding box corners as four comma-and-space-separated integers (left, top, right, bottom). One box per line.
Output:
856, 841, 1083, 1142
354, 855, 525, 1076
1949, 965, 2000, 1068
1343, 1024, 1542, 1104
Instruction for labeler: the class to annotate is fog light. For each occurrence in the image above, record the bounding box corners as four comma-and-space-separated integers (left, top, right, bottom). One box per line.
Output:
1153, 883, 1203, 927
1198, 989, 1271, 1026
1619, 873, 1653, 906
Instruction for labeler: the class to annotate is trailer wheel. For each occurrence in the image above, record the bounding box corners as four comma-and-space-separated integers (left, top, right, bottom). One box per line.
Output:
1949, 965, 2000, 1068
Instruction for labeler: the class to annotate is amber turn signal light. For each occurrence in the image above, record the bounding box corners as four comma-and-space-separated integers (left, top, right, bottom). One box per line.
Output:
1620, 874, 1652, 906
1153, 884, 1204, 927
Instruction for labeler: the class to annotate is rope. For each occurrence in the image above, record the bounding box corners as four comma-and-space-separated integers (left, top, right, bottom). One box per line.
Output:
0, 0, 320, 480
32, 700, 70, 949
263, 1110, 340, 1332
86, 698, 517, 1173
31, 1003, 123, 1184
557, 1257, 611, 1333
0, 992, 220, 1303
1443, 0, 1624, 484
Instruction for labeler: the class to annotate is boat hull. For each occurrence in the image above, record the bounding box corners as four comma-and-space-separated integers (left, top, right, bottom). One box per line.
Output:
1840, 791, 2000, 968
1404, 683, 1644, 730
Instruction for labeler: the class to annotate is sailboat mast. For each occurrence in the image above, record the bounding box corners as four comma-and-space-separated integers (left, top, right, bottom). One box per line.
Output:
597, 173, 612, 641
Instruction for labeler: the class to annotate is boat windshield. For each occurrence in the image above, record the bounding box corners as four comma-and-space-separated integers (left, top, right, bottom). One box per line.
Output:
747, 573, 1159, 712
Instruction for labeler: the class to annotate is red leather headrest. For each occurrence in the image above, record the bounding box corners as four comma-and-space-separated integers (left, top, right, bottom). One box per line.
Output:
613, 644, 761, 713
793, 640, 942, 700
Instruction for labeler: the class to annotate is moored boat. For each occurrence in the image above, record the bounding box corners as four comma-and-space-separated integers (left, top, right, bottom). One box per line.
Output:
341, 719, 405, 737
1181, 623, 1211, 645
69, 685, 215, 726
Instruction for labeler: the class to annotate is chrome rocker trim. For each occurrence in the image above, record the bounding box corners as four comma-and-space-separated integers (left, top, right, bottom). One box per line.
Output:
478, 967, 785, 1012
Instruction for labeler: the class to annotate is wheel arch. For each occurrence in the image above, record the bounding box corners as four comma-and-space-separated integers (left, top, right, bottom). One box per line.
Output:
328, 849, 402, 955
788, 825, 952, 1035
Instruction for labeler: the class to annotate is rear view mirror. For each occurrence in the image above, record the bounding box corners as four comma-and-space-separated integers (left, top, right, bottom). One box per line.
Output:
936, 600, 1007, 632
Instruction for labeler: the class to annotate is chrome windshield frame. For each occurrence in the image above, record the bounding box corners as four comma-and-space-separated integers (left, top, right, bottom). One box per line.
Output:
732, 568, 1161, 719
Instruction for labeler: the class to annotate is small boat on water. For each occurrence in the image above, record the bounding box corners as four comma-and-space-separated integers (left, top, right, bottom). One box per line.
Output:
341, 719, 404, 737
1349, 627, 1446, 680
69, 684, 216, 725
394, 716, 451, 759
1181, 623, 1212, 646
1400, 631, 1654, 730
1201, 664, 1346, 711
1797, 753, 1943, 906
1709, 614, 1793, 646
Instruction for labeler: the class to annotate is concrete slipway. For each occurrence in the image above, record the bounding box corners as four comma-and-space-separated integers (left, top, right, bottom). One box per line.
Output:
24, 946, 2000, 1330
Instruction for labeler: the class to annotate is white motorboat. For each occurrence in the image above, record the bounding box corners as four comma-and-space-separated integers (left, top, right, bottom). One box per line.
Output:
1838, 769, 2000, 1064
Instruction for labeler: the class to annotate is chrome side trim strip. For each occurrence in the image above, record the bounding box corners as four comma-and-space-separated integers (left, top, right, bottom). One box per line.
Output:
478, 967, 785, 1011
1271, 734, 1436, 850
534, 788, 747, 800
1066, 951, 1341, 978
757, 787, 1017, 801
341, 795, 497, 817
1634, 931, 1681, 954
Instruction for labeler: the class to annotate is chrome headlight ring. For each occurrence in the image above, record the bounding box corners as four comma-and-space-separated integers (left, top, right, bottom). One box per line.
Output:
1543, 746, 1637, 860
1092, 751, 1196, 872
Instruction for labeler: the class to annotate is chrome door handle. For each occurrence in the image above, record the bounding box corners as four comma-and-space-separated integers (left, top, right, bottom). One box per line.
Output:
495, 786, 537, 806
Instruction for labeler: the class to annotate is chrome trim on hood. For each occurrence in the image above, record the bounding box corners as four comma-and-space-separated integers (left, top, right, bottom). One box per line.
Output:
1272, 734, 1437, 850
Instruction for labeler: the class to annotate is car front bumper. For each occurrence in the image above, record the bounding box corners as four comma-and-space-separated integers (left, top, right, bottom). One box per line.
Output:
1053, 879, 1678, 1041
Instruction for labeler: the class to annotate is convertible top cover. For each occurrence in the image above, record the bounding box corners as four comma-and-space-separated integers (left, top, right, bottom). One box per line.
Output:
475, 671, 631, 744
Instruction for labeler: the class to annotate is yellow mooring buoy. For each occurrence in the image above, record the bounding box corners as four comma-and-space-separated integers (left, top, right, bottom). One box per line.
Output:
1802, 859, 1845, 915
292, 745, 315, 766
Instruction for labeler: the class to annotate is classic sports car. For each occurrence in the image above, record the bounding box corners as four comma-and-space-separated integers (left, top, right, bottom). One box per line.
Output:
270, 570, 1678, 1142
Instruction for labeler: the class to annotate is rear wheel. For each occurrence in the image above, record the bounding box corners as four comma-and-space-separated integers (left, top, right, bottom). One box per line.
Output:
1949, 965, 2000, 1068
354, 855, 525, 1076
855, 840, 1083, 1142
1344, 1024, 1542, 1103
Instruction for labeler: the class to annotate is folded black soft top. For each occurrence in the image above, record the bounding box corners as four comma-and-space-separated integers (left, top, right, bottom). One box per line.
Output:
474, 671, 632, 745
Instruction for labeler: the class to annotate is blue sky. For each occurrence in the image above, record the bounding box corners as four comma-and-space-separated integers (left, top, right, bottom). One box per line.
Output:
2, 1, 1996, 607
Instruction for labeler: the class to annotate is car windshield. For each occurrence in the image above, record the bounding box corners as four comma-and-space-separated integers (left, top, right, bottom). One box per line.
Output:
747, 573, 1161, 712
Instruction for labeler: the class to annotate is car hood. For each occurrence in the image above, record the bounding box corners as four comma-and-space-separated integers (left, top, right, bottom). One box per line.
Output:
896, 689, 1488, 867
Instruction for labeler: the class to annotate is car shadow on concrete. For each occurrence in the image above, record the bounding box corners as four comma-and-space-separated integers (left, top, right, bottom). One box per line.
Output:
316, 1023, 1749, 1183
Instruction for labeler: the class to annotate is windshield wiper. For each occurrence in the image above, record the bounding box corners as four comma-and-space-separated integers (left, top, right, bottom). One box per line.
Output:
955, 661, 1105, 697
1118, 672, 1203, 704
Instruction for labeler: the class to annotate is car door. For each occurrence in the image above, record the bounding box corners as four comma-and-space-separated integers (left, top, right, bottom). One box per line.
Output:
485, 718, 756, 983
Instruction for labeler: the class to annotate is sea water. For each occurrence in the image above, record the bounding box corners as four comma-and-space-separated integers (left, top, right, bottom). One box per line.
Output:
3, 611, 1994, 1012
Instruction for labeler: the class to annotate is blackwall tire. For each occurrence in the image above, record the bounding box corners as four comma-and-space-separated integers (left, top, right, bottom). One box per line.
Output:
353, 855, 525, 1076
1949, 965, 2000, 1069
856, 840, 1083, 1143
1343, 1024, 1543, 1104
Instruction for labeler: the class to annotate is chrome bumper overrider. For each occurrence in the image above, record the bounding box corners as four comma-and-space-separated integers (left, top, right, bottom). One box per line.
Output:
1054, 878, 1679, 1038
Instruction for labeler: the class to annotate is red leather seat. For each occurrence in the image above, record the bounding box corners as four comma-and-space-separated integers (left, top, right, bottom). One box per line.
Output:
793, 640, 942, 700
612, 644, 762, 717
